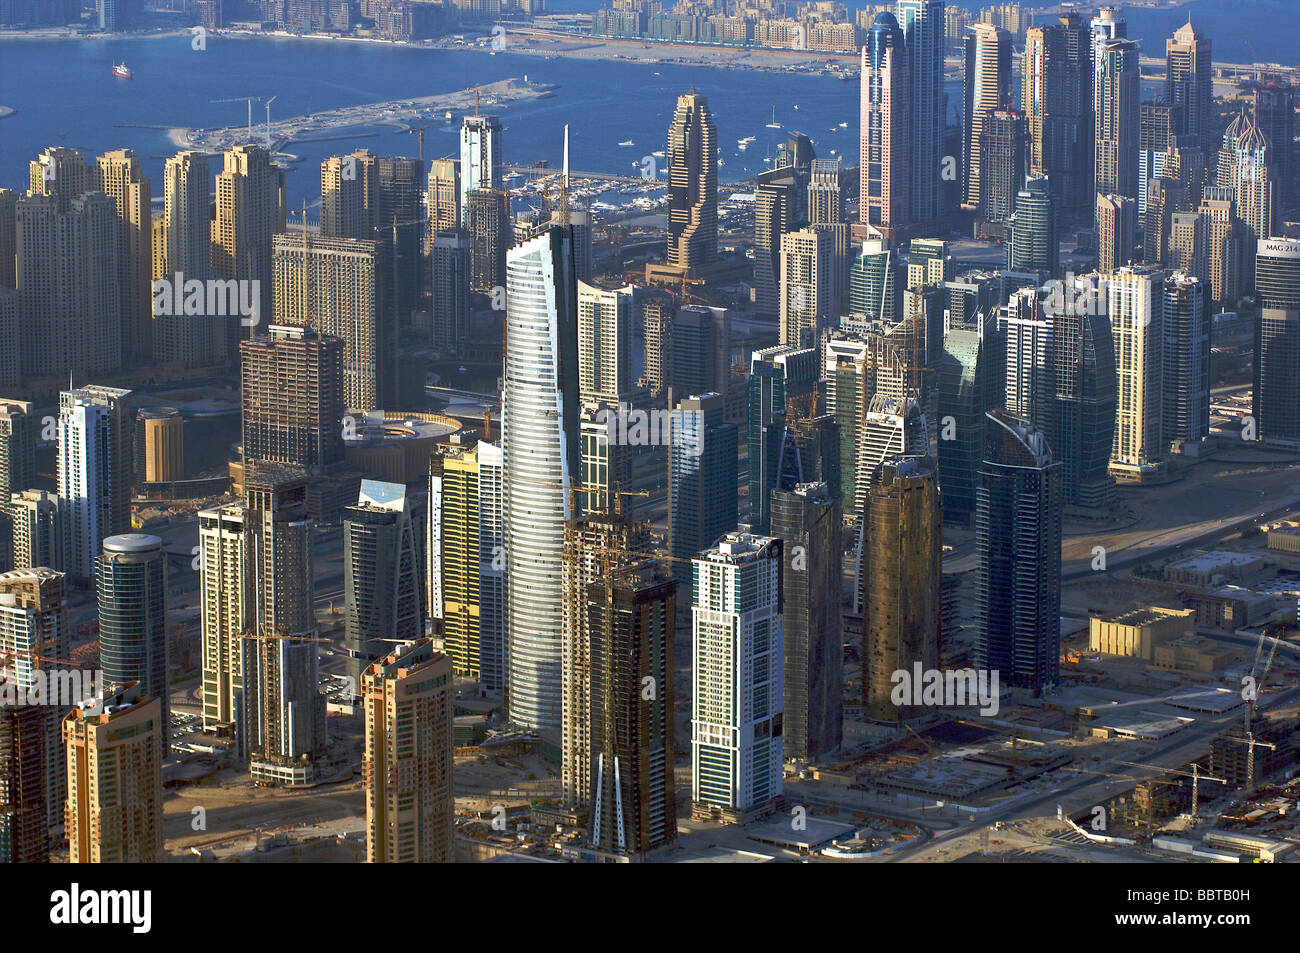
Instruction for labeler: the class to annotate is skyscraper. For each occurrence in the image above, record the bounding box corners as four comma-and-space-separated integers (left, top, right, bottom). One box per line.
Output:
666, 90, 718, 271
860, 12, 910, 232
239, 472, 326, 785
465, 187, 508, 294
977, 107, 1025, 231
96, 149, 153, 367
975, 410, 1062, 694
1166, 19, 1212, 147
1253, 237, 1300, 445
1094, 38, 1140, 226
9, 490, 64, 572
57, 385, 133, 580
213, 145, 285, 356
427, 157, 460, 234
343, 480, 424, 684
0, 400, 36, 506
16, 190, 122, 379
746, 345, 818, 534
1050, 283, 1118, 508
320, 149, 378, 240
1022, 13, 1092, 214
155, 150, 216, 368
849, 236, 899, 321
1162, 273, 1210, 447
576, 282, 636, 404
862, 455, 940, 722
430, 228, 470, 352
1107, 267, 1165, 476
898, 0, 945, 224
63, 683, 163, 863
1218, 107, 1277, 249
0, 694, 48, 862
668, 393, 738, 593
1139, 102, 1175, 216
1008, 175, 1059, 274
938, 310, 1002, 523
963, 23, 1012, 211
586, 561, 677, 856
1198, 186, 1248, 304
1096, 192, 1137, 272
96, 534, 168, 733
753, 168, 797, 321
691, 534, 783, 821
362, 639, 454, 863
240, 325, 346, 474
770, 482, 842, 759
1252, 83, 1295, 213
669, 305, 730, 400
272, 231, 394, 412
459, 115, 503, 224
502, 226, 581, 731
779, 227, 835, 349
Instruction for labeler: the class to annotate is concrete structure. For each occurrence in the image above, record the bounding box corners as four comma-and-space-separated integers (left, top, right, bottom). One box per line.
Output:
862, 456, 940, 722
362, 640, 454, 863
1089, 606, 1195, 660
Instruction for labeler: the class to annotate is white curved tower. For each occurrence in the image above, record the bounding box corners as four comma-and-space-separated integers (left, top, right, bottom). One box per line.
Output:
502, 226, 580, 730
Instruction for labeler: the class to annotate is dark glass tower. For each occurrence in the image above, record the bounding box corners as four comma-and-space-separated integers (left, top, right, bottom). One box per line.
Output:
975, 411, 1063, 694
96, 533, 168, 732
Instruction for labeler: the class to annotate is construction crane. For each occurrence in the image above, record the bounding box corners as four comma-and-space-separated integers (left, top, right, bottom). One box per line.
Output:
677, 274, 705, 304
904, 724, 938, 778
211, 96, 266, 141
1116, 761, 1228, 822
406, 124, 434, 164
1238, 626, 1284, 789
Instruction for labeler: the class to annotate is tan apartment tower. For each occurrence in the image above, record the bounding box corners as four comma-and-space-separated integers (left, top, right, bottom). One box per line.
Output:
362, 639, 454, 863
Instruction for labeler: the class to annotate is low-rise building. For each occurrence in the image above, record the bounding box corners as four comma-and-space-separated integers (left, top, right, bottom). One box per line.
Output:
1089, 606, 1196, 660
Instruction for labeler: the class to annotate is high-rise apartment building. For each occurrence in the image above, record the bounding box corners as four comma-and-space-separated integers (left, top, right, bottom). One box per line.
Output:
1252, 83, 1295, 213
502, 227, 581, 731
576, 281, 635, 404
898, 0, 946, 224
320, 149, 379, 240
362, 639, 454, 863
1139, 102, 1175, 216
937, 310, 1002, 523
1166, 19, 1212, 147
861, 455, 940, 722
1162, 273, 1209, 446
975, 410, 1062, 693
1218, 108, 1277, 250
1094, 39, 1140, 225
213, 145, 285, 356
57, 385, 133, 580
343, 480, 424, 684
978, 107, 1025, 229
1096, 192, 1137, 272
427, 157, 460, 234
272, 231, 394, 412
16, 190, 122, 379
155, 150, 217, 368
668, 393, 738, 593
240, 324, 346, 474
770, 482, 841, 759
430, 228, 470, 353
63, 684, 163, 863
860, 12, 910, 232
1107, 266, 1165, 475
0, 696, 48, 862
1008, 175, 1059, 274
1022, 13, 1092, 214
465, 187, 508, 294
95, 149, 153, 367
691, 534, 783, 821
779, 227, 835, 348
746, 345, 818, 534
753, 168, 797, 321
96, 534, 168, 733
459, 115, 503, 224
666, 90, 718, 271
586, 561, 676, 856
9, 490, 65, 572
1049, 285, 1118, 507
963, 23, 1012, 211
1253, 237, 1300, 445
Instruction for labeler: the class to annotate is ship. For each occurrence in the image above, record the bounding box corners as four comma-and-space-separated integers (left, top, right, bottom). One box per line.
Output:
765, 106, 781, 129
112, 62, 132, 79
618, 139, 634, 147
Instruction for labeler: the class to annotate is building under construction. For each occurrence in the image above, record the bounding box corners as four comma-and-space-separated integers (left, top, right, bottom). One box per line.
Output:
1211, 718, 1299, 789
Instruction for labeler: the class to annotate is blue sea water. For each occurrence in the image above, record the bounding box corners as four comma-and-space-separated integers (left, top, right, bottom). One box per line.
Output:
0, 34, 862, 208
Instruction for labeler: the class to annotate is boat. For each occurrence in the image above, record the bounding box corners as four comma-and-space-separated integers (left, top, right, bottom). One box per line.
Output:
444, 110, 453, 120
765, 106, 781, 129
838, 121, 848, 128
618, 139, 634, 147
652, 150, 665, 158
112, 62, 132, 79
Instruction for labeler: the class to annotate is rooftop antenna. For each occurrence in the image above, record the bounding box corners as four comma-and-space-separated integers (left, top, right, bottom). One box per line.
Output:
557, 123, 571, 226
474, 88, 480, 118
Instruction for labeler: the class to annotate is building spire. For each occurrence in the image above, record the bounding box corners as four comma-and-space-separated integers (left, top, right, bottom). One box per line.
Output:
557, 123, 571, 226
